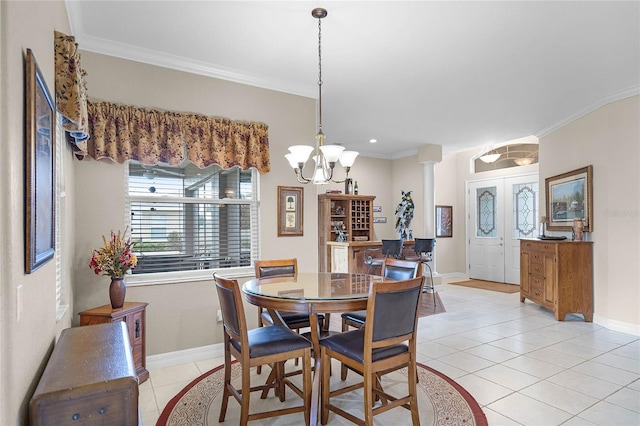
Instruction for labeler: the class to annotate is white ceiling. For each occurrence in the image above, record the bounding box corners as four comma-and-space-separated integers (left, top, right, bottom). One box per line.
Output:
66, 1, 640, 159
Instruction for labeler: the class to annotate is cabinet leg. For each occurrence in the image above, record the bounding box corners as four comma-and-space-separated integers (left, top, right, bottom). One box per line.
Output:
520, 296, 525, 303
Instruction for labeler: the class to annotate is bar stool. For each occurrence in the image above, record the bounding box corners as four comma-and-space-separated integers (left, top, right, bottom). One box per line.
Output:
363, 239, 403, 275
405, 238, 436, 299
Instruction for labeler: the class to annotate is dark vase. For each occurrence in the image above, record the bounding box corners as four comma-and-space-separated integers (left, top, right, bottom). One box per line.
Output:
109, 276, 126, 309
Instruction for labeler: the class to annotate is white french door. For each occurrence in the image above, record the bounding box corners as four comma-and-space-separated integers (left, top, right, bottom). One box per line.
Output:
467, 174, 539, 284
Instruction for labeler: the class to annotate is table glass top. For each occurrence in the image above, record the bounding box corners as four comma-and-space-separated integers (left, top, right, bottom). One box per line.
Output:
243, 272, 388, 301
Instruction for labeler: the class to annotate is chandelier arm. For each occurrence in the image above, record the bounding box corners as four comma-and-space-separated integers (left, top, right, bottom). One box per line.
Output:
294, 167, 313, 183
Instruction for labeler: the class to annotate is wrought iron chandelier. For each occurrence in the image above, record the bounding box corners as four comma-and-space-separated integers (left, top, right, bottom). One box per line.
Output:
285, 8, 358, 184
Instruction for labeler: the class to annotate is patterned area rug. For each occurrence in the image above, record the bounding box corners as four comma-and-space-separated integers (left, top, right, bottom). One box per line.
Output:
157, 361, 487, 425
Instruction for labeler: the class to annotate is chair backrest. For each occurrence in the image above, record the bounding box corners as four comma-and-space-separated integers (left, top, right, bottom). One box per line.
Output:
213, 273, 247, 344
381, 239, 403, 258
254, 258, 298, 278
365, 276, 423, 348
381, 258, 419, 280
413, 238, 435, 256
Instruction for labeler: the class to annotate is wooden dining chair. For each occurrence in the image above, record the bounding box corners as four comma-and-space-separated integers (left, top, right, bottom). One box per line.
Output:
213, 273, 312, 426
341, 258, 420, 331
340, 257, 420, 380
320, 276, 424, 426
254, 259, 324, 374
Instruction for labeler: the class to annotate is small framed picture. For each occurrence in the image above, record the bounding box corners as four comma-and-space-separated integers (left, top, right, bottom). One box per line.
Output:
277, 186, 303, 236
436, 205, 453, 238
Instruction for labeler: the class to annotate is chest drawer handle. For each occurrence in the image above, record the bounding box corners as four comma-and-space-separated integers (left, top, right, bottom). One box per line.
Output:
135, 319, 141, 338
99, 407, 106, 415
72, 413, 80, 421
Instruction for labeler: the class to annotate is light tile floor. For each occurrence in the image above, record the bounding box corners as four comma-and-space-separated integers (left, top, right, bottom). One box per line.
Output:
139, 280, 640, 425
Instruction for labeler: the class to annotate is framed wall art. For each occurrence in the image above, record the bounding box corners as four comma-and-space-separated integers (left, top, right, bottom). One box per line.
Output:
545, 165, 593, 232
25, 49, 56, 273
436, 205, 453, 238
277, 186, 303, 236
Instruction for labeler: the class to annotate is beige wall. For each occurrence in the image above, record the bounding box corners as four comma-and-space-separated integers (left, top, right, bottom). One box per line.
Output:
0, 1, 76, 424
539, 96, 640, 330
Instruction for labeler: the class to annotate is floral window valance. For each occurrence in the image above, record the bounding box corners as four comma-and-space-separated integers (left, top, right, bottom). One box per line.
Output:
87, 100, 271, 173
54, 31, 90, 155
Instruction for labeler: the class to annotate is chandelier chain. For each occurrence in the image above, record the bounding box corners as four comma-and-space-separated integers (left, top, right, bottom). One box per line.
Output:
317, 16, 323, 131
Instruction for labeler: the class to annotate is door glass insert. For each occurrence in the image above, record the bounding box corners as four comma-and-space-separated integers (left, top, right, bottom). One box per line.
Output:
513, 182, 539, 239
476, 186, 497, 237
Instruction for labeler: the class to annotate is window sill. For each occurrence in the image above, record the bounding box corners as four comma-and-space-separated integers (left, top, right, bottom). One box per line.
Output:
125, 266, 254, 286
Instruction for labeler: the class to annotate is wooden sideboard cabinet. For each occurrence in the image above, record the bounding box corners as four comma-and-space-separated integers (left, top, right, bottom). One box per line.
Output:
318, 194, 376, 272
79, 301, 149, 382
520, 239, 593, 322
30, 322, 138, 425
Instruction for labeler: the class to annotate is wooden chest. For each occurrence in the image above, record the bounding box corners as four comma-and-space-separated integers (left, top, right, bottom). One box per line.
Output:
30, 322, 139, 425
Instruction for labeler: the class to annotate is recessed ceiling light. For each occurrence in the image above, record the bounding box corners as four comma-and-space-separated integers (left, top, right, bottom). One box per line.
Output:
369, 139, 377, 144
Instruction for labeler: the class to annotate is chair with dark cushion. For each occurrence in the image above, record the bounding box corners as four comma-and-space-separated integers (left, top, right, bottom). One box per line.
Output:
340, 257, 419, 380
404, 238, 436, 300
341, 258, 420, 331
213, 273, 312, 425
320, 276, 424, 425
255, 259, 324, 374
363, 239, 403, 275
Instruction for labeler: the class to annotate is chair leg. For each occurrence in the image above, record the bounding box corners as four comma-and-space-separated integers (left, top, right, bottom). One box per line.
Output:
423, 262, 436, 306
302, 349, 312, 426
218, 344, 232, 422
321, 349, 331, 425
408, 360, 420, 425
340, 319, 349, 380
363, 372, 375, 426
257, 311, 264, 375
240, 361, 251, 426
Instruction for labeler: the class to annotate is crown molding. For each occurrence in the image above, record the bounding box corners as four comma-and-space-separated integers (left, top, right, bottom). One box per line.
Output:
77, 34, 317, 99
535, 85, 640, 138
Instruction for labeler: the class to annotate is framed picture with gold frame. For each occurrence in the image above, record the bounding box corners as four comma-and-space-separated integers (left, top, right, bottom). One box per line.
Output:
25, 49, 56, 273
277, 186, 303, 236
545, 165, 593, 232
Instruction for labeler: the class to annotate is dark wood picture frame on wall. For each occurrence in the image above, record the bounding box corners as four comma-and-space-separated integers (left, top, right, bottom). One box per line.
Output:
436, 205, 453, 238
25, 49, 56, 273
277, 186, 303, 236
545, 165, 593, 232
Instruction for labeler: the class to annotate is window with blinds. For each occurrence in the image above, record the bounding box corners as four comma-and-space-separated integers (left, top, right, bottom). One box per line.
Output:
128, 162, 259, 275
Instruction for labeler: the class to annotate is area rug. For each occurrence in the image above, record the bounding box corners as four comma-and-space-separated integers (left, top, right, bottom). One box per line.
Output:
448, 279, 520, 293
157, 360, 487, 425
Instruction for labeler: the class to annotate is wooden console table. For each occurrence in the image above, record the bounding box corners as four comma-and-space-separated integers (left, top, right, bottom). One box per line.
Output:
79, 301, 149, 382
30, 322, 139, 425
520, 239, 593, 321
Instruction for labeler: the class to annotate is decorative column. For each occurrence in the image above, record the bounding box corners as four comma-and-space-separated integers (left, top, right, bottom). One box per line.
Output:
418, 145, 442, 276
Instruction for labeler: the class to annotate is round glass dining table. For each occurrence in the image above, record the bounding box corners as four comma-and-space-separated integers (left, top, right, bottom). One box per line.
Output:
242, 272, 388, 426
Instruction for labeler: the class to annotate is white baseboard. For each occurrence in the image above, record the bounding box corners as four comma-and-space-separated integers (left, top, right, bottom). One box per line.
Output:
593, 314, 640, 337
146, 342, 225, 371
